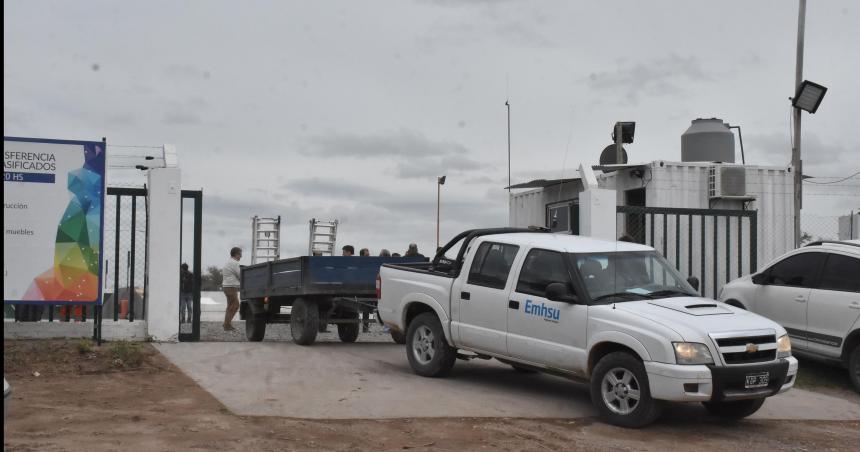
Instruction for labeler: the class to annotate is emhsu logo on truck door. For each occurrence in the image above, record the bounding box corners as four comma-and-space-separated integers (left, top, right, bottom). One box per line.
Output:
524, 300, 560, 323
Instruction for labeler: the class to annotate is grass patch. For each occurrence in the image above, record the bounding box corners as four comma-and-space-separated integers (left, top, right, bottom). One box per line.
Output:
109, 341, 144, 368
793, 357, 852, 391
77, 338, 94, 355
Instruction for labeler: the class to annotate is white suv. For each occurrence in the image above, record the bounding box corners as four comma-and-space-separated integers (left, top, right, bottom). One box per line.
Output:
720, 240, 860, 392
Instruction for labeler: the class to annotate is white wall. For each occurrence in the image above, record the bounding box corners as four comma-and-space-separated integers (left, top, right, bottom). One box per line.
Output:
145, 168, 181, 342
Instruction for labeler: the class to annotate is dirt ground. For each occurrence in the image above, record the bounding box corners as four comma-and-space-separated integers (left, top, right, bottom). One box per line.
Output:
4, 340, 860, 452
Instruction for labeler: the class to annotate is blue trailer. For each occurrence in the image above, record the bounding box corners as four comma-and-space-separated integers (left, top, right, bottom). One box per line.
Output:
239, 256, 425, 345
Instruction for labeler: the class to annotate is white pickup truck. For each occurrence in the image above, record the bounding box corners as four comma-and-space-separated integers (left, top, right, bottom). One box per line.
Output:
377, 228, 798, 427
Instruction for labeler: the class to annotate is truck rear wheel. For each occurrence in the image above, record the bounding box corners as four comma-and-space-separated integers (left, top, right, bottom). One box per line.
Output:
406, 312, 456, 377
337, 311, 360, 343
245, 313, 267, 342
290, 298, 319, 345
702, 398, 765, 419
590, 352, 662, 428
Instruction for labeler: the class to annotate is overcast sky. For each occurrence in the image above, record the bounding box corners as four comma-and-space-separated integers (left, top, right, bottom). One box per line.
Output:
5, 0, 859, 269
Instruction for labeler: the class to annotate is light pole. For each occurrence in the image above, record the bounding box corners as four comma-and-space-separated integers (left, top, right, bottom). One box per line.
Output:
437, 175, 446, 250
506, 100, 511, 196
790, 0, 827, 247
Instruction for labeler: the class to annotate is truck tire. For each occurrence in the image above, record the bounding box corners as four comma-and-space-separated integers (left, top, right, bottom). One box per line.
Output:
848, 344, 860, 393
590, 352, 663, 428
406, 312, 456, 377
390, 330, 407, 345
337, 311, 360, 343
245, 313, 267, 342
290, 298, 319, 345
702, 398, 765, 419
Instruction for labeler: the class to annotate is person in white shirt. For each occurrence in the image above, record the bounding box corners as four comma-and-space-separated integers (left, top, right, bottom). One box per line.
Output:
222, 247, 242, 331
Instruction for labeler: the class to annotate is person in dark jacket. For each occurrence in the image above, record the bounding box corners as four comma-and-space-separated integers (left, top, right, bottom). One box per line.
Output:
179, 263, 193, 324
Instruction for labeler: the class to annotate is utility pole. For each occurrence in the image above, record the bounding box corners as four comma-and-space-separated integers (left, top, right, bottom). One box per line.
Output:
792, 0, 806, 247
615, 122, 623, 165
506, 100, 511, 195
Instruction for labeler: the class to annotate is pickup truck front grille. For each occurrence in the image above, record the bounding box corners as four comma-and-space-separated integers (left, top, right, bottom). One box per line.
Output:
712, 333, 777, 365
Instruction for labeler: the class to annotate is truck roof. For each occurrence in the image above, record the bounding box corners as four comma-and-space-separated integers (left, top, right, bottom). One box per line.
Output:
480, 233, 654, 253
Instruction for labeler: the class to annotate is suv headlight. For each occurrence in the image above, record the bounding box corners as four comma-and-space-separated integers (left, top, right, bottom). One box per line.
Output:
777, 334, 791, 358
673, 342, 714, 365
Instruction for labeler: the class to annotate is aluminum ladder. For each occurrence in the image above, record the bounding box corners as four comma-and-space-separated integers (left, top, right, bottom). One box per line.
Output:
308, 218, 338, 256
250, 216, 281, 264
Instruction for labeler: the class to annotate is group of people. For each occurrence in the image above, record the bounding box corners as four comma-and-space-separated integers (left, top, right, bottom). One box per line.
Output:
339, 243, 425, 258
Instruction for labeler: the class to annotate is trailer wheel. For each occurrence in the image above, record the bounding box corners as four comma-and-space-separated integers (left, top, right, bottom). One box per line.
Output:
245, 313, 267, 342
338, 311, 360, 343
290, 298, 319, 345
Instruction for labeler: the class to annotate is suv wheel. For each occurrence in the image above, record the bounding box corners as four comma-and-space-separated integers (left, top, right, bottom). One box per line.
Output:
849, 344, 860, 393
590, 352, 662, 428
406, 312, 456, 377
702, 398, 765, 419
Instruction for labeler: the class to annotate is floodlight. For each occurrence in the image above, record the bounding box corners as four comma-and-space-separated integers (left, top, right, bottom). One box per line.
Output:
792, 80, 827, 114
438, 175, 446, 185
612, 122, 636, 144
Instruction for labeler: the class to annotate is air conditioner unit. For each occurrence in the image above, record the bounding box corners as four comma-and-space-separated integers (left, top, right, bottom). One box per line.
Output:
708, 165, 752, 199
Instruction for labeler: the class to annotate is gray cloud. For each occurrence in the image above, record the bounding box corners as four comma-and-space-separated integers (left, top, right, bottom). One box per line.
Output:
303, 129, 468, 159
394, 154, 486, 179
587, 54, 712, 104
282, 178, 387, 200
165, 64, 211, 80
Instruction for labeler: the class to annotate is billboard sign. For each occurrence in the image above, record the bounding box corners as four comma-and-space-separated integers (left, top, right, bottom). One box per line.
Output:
4, 137, 106, 305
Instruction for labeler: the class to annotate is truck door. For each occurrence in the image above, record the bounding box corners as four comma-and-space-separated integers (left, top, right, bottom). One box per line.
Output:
507, 248, 588, 372
453, 241, 520, 356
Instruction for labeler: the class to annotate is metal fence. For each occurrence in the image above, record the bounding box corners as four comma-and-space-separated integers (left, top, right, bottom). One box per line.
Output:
616, 206, 757, 300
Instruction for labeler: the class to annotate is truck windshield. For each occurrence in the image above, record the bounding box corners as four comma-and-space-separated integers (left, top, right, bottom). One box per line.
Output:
572, 251, 698, 303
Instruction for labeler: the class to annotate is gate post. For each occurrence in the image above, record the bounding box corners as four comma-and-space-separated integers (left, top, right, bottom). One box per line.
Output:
145, 168, 182, 341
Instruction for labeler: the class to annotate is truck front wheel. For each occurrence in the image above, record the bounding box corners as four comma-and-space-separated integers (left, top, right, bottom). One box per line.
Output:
590, 352, 663, 428
848, 344, 860, 393
290, 298, 319, 345
702, 398, 765, 419
406, 312, 456, 377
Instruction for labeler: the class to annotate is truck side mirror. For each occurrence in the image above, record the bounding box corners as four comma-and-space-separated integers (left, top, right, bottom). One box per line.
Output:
546, 283, 578, 303
751, 273, 766, 285
686, 276, 700, 292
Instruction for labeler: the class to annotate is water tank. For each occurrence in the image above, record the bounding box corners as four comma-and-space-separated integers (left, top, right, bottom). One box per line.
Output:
681, 118, 735, 163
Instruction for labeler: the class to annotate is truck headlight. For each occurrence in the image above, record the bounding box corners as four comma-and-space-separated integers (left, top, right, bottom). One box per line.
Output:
673, 342, 714, 365
777, 334, 791, 358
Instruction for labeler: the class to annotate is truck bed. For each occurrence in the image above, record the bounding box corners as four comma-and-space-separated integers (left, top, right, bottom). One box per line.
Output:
241, 256, 425, 300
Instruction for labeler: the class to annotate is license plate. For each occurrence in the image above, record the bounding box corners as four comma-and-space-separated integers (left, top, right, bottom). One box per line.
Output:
745, 372, 769, 389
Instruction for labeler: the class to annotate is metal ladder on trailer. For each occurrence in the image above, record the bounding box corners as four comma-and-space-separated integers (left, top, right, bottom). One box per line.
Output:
251, 216, 281, 264
308, 218, 338, 256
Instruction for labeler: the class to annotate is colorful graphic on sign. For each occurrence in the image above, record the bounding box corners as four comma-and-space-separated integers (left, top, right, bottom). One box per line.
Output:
4, 137, 106, 305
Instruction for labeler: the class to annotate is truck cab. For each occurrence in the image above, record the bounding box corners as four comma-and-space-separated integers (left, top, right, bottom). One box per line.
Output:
378, 229, 798, 427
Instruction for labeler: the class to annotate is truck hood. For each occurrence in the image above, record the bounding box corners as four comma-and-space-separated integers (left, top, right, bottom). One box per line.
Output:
613, 297, 782, 341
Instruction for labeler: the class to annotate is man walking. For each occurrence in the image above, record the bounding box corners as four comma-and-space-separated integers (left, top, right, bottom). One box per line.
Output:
342, 245, 355, 256
179, 263, 193, 324
222, 247, 242, 331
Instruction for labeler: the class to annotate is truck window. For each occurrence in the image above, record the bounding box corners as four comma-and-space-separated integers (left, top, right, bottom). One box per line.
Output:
467, 242, 519, 290
515, 249, 572, 298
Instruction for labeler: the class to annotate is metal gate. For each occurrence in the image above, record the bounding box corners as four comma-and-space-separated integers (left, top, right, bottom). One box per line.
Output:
616, 206, 758, 300
179, 190, 203, 342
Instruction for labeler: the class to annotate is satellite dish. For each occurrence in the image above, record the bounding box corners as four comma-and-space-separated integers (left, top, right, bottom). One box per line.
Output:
600, 144, 629, 165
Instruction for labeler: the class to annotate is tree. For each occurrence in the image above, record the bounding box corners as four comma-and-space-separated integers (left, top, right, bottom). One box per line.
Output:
201, 266, 223, 291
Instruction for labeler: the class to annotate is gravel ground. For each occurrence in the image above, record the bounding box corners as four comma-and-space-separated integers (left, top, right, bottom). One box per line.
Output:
198, 320, 396, 343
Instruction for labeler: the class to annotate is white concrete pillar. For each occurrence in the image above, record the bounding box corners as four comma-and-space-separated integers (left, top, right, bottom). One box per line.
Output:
146, 167, 181, 341
578, 163, 616, 241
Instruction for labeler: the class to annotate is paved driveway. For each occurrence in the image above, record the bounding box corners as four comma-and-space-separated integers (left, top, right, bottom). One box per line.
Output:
155, 342, 860, 421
